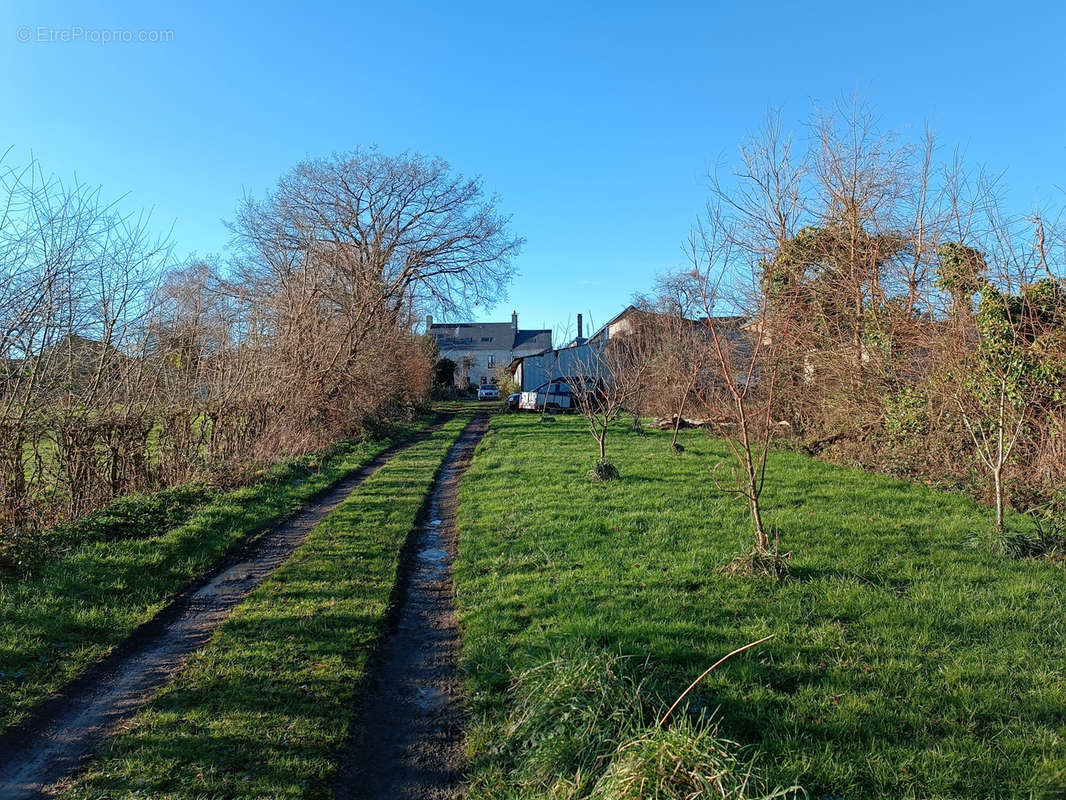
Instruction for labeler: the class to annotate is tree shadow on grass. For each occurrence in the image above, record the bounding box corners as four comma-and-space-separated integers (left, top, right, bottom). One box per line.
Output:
64, 422, 466, 799
70, 604, 388, 798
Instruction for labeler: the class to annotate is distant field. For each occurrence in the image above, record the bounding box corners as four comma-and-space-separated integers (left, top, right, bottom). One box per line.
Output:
454, 413, 1066, 799
17, 413, 245, 495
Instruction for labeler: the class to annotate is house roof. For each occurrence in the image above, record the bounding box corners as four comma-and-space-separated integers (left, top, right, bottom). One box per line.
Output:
506, 337, 603, 372
587, 305, 748, 342
586, 305, 637, 342
428, 322, 552, 354
512, 328, 553, 356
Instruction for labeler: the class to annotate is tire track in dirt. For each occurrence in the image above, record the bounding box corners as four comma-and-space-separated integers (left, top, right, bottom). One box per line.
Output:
333, 412, 489, 800
0, 415, 454, 800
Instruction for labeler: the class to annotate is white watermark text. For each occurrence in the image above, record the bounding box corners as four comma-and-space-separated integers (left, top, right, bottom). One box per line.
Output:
17, 25, 175, 45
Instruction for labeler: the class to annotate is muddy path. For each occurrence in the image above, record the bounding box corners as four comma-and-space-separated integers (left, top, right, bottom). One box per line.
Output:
333, 412, 489, 800
0, 415, 455, 800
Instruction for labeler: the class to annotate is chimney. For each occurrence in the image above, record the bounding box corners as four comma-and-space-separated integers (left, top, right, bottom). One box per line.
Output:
425, 314, 433, 331
511, 310, 518, 333
577, 313, 583, 340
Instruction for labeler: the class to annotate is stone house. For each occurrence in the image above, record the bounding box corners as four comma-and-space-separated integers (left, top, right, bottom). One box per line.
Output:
426, 311, 552, 388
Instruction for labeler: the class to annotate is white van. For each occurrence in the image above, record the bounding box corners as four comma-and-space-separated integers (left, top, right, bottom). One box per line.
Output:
518, 378, 576, 411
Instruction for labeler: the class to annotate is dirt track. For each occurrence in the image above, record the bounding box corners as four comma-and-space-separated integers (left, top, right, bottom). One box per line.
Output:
0, 416, 452, 800
333, 412, 489, 800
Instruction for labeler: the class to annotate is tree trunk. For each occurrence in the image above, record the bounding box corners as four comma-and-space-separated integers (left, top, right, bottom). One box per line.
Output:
992, 464, 1004, 535
671, 393, 688, 450
749, 483, 769, 552
750, 494, 769, 552
993, 385, 1006, 536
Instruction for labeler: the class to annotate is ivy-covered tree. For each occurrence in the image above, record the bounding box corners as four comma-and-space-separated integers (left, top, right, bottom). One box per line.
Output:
763, 225, 907, 368
935, 242, 987, 318
954, 278, 1066, 540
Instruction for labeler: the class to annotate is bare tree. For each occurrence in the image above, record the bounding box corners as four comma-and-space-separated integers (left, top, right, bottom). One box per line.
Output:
678, 99, 1066, 563
683, 112, 809, 577
568, 325, 656, 479
231, 148, 521, 437
638, 271, 712, 452
944, 213, 1066, 545
1, 148, 494, 552
685, 206, 793, 577
0, 157, 171, 530
233, 147, 521, 317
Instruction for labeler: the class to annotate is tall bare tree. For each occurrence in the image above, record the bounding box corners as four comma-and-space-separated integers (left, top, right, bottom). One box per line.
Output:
231, 148, 522, 439
685, 112, 807, 576
684, 205, 794, 577
1, 147, 506, 555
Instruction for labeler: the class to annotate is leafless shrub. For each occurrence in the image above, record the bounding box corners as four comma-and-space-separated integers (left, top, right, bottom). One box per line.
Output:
681, 117, 803, 575
635, 272, 713, 452
1, 148, 515, 551
569, 321, 657, 478
694, 99, 1065, 535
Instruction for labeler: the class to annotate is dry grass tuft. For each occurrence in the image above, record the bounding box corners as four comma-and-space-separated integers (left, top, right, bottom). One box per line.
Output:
716, 547, 791, 580
591, 718, 800, 800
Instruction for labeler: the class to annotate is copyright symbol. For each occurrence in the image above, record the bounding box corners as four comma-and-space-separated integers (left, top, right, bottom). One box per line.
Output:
16, 26, 32, 42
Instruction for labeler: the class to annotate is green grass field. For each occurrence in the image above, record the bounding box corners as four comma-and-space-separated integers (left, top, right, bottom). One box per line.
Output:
0, 414, 439, 735
59, 410, 475, 800
454, 413, 1066, 799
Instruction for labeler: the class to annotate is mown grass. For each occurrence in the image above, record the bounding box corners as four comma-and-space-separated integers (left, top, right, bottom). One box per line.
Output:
454, 413, 1066, 800
0, 413, 441, 735
58, 410, 475, 800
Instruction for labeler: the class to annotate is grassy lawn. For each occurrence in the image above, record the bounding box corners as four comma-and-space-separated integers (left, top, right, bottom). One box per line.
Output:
454, 413, 1066, 800
59, 410, 475, 800
0, 413, 441, 735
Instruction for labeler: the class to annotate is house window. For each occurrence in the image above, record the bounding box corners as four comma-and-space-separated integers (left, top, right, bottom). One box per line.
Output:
480, 376, 487, 385
487, 355, 495, 368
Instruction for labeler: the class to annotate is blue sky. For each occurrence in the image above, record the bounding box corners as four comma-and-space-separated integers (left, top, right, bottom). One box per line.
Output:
3, 0, 1064, 340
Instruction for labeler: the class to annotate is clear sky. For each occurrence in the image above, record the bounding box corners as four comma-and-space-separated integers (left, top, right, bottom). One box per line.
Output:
3, 0, 1064, 340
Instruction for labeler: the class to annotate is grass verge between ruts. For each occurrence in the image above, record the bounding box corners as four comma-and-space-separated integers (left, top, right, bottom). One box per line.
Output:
0, 413, 442, 735
58, 410, 476, 800
454, 412, 1066, 800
